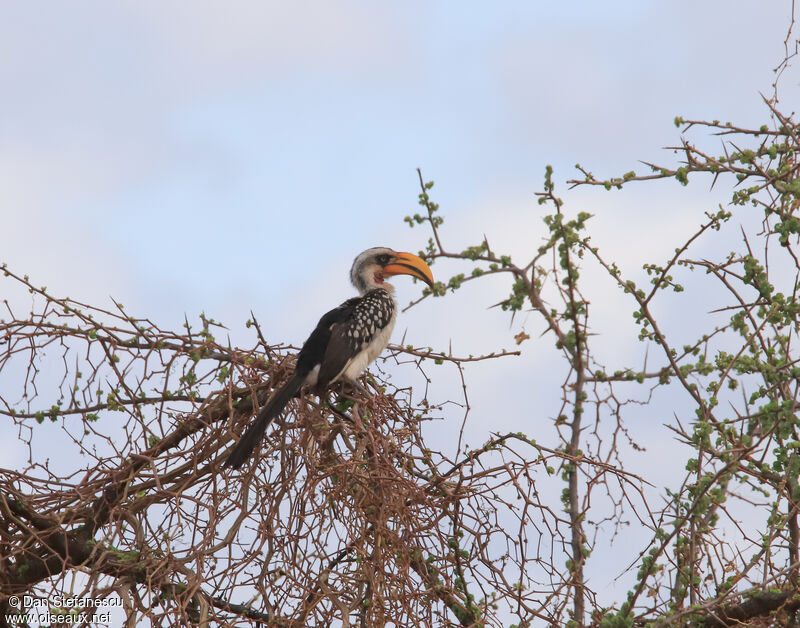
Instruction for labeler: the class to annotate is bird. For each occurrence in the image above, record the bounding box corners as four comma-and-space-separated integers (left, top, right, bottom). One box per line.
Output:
224, 247, 434, 469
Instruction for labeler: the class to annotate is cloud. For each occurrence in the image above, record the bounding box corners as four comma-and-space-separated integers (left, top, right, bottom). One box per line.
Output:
490, 1, 794, 167
136, 2, 414, 82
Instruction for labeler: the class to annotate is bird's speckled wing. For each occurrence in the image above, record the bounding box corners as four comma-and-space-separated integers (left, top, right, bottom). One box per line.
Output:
314, 289, 396, 388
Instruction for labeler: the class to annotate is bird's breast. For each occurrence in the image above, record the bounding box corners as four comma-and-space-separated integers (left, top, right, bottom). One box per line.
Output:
341, 293, 397, 381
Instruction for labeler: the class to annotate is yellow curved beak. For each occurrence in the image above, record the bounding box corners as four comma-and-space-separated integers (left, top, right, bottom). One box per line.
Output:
383, 251, 434, 288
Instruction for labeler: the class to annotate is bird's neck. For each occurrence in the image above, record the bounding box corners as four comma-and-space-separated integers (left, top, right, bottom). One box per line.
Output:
360, 276, 395, 294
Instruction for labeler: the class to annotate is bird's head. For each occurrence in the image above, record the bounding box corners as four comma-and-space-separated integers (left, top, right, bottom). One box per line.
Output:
350, 247, 434, 294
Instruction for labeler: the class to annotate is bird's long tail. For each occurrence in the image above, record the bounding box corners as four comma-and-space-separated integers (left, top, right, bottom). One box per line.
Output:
224, 372, 305, 469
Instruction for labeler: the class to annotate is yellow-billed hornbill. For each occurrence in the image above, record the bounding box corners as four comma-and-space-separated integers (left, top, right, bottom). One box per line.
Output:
224, 247, 434, 469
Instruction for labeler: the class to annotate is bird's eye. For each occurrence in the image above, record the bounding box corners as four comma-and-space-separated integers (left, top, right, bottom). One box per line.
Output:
377, 254, 391, 265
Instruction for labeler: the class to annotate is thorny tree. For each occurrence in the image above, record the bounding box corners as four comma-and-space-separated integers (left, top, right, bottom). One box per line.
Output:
3, 31, 800, 628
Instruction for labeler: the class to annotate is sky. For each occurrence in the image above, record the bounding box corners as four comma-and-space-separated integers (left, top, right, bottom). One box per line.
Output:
1, 0, 799, 620
2, 1, 794, 324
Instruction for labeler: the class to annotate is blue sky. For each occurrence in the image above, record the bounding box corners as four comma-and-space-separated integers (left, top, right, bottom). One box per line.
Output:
2, 0, 798, 615
2, 2, 792, 326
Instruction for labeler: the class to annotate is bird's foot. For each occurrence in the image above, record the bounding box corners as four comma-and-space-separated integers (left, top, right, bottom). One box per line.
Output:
344, 378, 369, 398
341, 379, 371, 401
